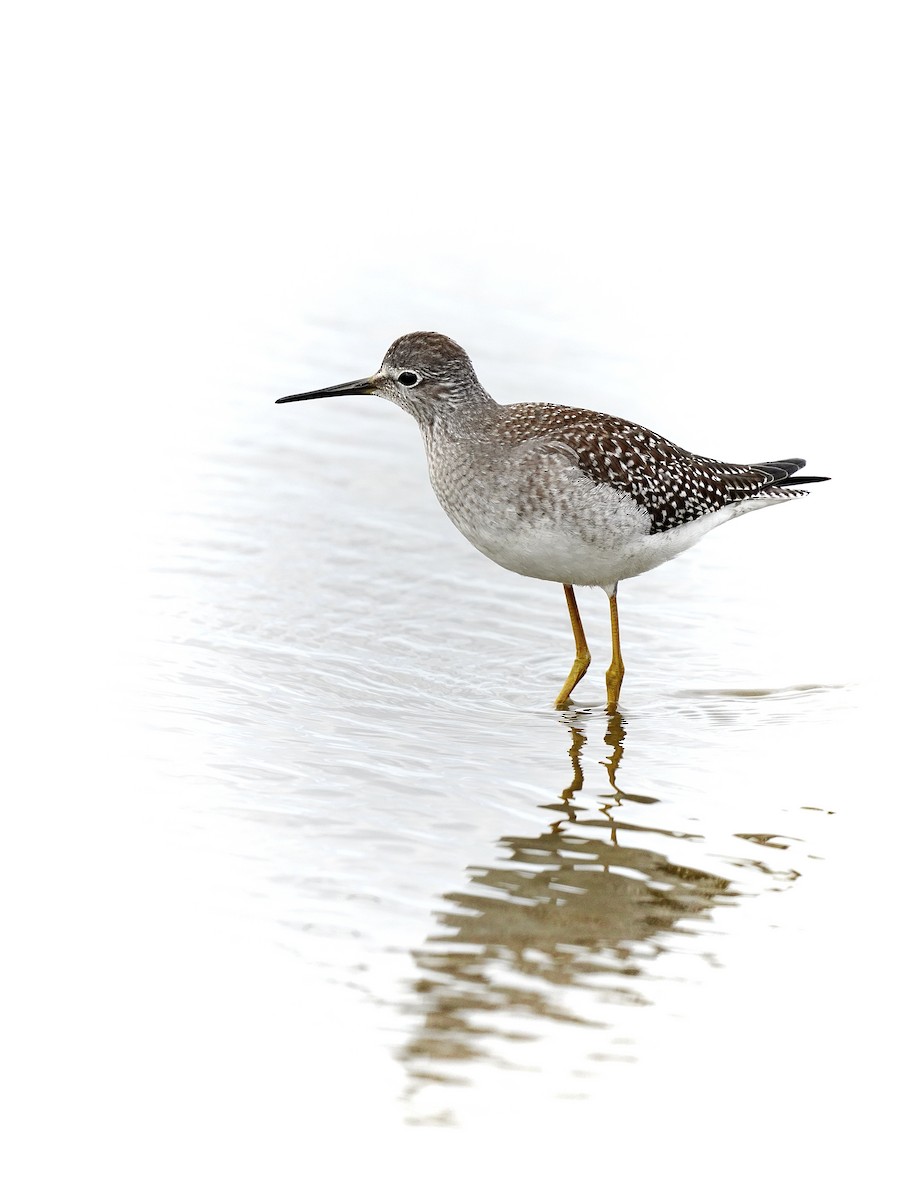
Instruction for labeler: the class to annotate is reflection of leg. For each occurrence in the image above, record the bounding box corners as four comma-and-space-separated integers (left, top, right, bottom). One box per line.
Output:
555, 585, 592, 708
606, 587, 625, 710
559, 725, 586, 804
603, 708, 626, 794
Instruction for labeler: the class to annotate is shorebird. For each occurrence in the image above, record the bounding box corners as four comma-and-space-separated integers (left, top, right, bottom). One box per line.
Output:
277, 333, 827, 708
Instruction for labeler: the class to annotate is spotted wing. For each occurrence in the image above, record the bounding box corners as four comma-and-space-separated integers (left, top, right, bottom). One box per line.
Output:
499, 404, 813, 534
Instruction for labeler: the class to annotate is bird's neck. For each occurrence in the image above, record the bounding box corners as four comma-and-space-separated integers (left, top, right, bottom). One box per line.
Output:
419, 391, 500, 445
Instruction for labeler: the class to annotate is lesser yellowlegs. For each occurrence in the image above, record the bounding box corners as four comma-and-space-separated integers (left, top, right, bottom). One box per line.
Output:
277, 333, 828, 708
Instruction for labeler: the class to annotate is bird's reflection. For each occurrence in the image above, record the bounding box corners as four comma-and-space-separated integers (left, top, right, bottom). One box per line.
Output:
401, 710, 732, 1082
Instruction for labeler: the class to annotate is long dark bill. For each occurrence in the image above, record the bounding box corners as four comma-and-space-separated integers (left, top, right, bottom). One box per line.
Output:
276, 377, 376, 404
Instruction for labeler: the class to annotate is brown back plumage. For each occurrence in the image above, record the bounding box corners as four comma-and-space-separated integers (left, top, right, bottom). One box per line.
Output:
493, 403, 825, 534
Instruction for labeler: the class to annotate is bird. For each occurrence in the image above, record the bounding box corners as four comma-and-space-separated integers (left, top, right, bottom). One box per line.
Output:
276, 332, 827, 709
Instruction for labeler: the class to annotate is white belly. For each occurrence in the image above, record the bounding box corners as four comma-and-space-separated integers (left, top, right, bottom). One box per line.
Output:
467, 502, 739, 589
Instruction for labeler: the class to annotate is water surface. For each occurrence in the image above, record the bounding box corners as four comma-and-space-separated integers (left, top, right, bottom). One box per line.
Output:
124, 327, 872, 1142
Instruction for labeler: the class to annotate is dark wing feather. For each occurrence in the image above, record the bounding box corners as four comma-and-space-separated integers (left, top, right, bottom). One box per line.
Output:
754, 459, 830, 485
497, 405, 827, 534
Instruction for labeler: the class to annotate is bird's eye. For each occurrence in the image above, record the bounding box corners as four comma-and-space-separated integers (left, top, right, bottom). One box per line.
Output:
398, 370, 420, 387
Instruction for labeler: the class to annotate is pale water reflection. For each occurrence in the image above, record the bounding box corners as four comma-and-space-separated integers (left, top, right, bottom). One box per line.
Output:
397, 708, 814, 1118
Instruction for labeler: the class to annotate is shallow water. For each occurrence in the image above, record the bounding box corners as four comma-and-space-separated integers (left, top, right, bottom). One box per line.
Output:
8, 297, 891, 1196
97, 327, 877, 1088
7, 294, 893, 1200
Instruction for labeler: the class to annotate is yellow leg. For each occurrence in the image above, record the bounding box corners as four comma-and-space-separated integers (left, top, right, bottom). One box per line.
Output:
606, 588, 625, 710
555, 585, 591, 708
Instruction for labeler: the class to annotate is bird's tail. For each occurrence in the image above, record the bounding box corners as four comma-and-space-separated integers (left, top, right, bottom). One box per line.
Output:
755, 458, 830, 486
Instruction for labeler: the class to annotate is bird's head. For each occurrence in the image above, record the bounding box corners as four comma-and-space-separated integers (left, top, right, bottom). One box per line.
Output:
276, 332, 488, 423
